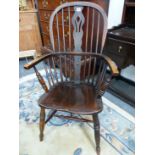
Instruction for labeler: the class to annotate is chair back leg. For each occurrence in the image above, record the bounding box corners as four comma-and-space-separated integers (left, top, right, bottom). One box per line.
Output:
93, 114, 100, 155
39, 107, 45, 141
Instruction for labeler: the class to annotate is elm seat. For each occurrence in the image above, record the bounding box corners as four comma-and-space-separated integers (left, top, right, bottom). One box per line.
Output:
39, 83, 103, 115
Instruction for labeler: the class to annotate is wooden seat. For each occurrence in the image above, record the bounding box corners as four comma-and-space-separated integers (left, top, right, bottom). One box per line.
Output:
39, 83, 103, 115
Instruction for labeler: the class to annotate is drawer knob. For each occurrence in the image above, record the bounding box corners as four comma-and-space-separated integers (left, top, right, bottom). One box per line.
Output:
60, 0, 66, 4
44, 13, 50, 19
42, 0, 48, 8
64, 16, 69, 22
118, 46, 123, 53
64, 31, 69, 37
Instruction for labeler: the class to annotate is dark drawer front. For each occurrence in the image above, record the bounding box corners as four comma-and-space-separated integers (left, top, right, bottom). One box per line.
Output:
40, 21, 70, 38
104, 38, 130, 57
39, 10, 73, 25
39, 10, 51, 22
42, 32, 74, 51
42, 33, 68, 50
38, 0, 75, 10
38, 0, 63, 10
42, 33, 51, 46
103, 38, 133, 68
40, 21, 50, 34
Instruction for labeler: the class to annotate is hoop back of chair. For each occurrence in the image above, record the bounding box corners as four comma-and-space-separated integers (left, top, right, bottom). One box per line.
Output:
42, 2, 109, 89
49, 1, 108, 54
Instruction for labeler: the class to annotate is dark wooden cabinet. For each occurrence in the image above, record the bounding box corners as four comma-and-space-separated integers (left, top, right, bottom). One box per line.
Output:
103, 25, 135, 69
103, 0, 135, 70
103, 0, 135, 107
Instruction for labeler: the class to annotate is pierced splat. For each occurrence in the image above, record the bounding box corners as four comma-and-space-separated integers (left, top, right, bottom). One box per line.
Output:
72, 6, 85, 82
72, 6, 85, 52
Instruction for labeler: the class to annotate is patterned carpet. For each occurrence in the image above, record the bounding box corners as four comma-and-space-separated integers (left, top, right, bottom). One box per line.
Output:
19, 69, 135, 155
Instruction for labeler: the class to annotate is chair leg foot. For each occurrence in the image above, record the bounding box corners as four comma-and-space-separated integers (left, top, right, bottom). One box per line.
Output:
93, 114, 100, 155
39, 107, 45, 141
40, 134, 44, 141
96, 147, 100, 155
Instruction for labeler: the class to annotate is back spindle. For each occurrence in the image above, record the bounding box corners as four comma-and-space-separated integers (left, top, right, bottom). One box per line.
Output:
47, 58, 55, 86
62, 8, 66, 51
64, 55, 67, 81
51, 57, 59, 84
69, 55, 72, 80
96, 61, 107, 90
83, 54, 87, 80
96, 12, 100, 53
85, 7, 89, 52
95, 59, 103, 86
90, 8, 95, 52
43, 60, 52, 88
56, 14, 60, 52
58, 55, 63, 82
87, 55, 92, 83
68, 6, 71, 51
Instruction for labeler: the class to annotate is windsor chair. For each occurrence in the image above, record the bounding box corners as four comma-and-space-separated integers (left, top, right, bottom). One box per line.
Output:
24, 2, 119, 155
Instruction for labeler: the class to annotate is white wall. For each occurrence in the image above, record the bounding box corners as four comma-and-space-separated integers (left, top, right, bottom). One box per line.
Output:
108, 0, 125, 29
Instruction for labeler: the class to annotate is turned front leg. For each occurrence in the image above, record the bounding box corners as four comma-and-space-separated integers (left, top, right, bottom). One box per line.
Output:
93, 114, 100, 155
39, 107, 45, 141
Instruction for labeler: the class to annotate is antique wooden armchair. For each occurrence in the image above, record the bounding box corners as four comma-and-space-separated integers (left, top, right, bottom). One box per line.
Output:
24, 2, 119, 155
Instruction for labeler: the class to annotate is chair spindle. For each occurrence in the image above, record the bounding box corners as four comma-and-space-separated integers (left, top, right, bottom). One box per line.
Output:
85, 7, 89, 52
96, 12, 100, 53
90, 8, 95, 52
56, 14, 60, 52
59, 56, 64, 82
61, 8, 66, 51
47, 58, 55, 85
68, 6, 71, 51
44, 61, 52, 87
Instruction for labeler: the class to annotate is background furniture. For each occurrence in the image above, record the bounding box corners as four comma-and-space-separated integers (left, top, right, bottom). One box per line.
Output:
103, 0, 135, 106
19, 0, 42, 57
104, 0, 135, 70
103, 26, 134, 69
24, 2, 119, 155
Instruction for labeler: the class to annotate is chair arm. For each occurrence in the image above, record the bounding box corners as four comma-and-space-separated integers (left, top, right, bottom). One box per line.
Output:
24, 53, 51, 69
24, 48, 119, 76
102, 54, 119, 76
24, 47, 53, 70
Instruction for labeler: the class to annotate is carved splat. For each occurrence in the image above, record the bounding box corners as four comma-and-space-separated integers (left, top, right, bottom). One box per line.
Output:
72, 6, 85, 83
72, 6, 85, 51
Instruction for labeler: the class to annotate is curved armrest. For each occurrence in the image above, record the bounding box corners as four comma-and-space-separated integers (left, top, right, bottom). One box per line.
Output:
24, 47, 53, 70
102, 54, 119, 76
24, 47, 119, 76
24, 53, 51, 69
